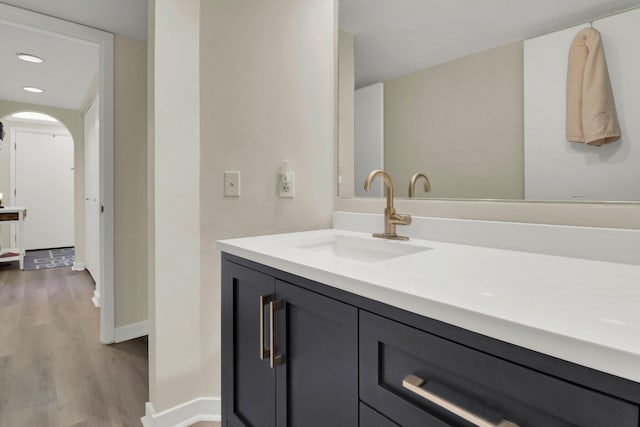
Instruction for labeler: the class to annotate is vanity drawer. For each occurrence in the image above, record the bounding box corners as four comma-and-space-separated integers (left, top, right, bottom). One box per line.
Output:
360, 402, 400, 427
359, 310, 639, 427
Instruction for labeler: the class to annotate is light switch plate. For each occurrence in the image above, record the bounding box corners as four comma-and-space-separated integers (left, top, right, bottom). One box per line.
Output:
224, 171, 240, 197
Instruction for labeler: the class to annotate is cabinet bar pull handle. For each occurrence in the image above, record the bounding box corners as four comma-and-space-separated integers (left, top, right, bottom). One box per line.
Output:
269, 300, 284, 368
402, 375, 519, 427
259, 294, 273, 360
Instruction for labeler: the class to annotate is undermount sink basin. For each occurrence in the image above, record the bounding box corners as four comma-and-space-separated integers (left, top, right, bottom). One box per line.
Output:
296, 234, 431, 263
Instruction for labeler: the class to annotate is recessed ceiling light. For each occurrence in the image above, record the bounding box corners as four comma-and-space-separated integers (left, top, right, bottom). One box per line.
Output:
23, 86, 44, 93
17, 53, 44, 63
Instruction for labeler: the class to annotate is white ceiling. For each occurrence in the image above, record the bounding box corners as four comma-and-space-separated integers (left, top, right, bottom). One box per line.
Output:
0, 0, 147, 111
0, 21, 99, 110
0, 0, 148, 40
340, 0, 640, 88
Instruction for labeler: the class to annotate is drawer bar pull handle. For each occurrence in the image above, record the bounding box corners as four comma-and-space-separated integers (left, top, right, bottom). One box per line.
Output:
259, 294, 273, 360
269, 300, 284, 368
402, 374, 519, 427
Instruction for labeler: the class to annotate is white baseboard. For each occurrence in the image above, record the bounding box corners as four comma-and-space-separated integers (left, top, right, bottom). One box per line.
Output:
91, 290, 101, 308
72, 262, 85, 271
141, 397, 221, 427
114, 320, 149, 343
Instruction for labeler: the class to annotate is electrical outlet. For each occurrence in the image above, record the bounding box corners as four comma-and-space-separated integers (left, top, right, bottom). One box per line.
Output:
224, 171, 240, 197
278, 172, 295, 198
278, 161, 295, 198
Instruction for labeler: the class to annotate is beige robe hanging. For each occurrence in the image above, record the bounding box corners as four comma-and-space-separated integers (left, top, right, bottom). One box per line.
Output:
566, 28, 621, 146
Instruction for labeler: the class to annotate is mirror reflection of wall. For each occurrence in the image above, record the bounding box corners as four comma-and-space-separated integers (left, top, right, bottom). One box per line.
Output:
385, 42, 524, 199
525, 10, 640, 201
354, 83, 384, 197
338, 1, 640, 202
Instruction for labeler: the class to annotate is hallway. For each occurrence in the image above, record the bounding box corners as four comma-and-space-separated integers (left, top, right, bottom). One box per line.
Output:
0, 264, 148, 426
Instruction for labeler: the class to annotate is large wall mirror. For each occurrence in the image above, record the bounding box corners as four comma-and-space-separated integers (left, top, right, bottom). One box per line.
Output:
338, 0, 640, 202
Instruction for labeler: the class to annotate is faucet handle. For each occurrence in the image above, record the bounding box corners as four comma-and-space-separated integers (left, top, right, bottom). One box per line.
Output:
375, 212, 412, 240
389, 212, 412, 226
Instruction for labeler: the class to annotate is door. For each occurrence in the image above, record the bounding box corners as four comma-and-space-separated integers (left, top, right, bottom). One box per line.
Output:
222, 260, 359, 427
274, 280, 358, 427
14, 129, 74, 250
224, 262, 276, 427
84, 98, 101, 287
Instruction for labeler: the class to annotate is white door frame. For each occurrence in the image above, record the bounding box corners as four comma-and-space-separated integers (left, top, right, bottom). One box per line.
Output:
1, 4, 116, 344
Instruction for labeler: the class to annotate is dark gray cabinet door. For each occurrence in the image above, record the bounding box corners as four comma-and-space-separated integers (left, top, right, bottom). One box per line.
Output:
223, 262, 276, 427
274, 280, 358, 427
223, 260, 359, 427
360, 403, 400, 427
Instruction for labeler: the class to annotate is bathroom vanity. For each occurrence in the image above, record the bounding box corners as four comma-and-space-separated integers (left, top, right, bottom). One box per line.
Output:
219, 214, 640, 427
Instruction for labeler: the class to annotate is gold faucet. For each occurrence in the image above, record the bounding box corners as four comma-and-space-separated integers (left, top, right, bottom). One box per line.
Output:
409, 173, 431, 198
363, 170, 412, 240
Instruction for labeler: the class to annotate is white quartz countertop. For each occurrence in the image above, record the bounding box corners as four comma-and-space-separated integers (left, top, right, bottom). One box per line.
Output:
217, 228, 640, 383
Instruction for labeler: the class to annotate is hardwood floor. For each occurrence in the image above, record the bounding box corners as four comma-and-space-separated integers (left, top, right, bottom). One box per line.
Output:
0, 262, 148, 427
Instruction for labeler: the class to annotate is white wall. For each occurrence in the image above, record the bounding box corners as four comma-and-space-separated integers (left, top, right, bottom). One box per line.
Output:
146, 0, 156, 409
199, 0, 336, 403
354, 83, 384, 197
524, 8, 640, 201
113, 34, 148, 328
338, 30, 355, 198
150, 0, 200, 413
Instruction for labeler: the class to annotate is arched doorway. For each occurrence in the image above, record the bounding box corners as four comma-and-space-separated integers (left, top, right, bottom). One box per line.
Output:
2, 112, 75, 263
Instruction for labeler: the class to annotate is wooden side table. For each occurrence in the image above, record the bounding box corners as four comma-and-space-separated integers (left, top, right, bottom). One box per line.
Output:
0, 207, 27, 270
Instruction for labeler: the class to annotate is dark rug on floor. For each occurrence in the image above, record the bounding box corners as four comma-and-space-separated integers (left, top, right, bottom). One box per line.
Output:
24, 247, 75, 270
